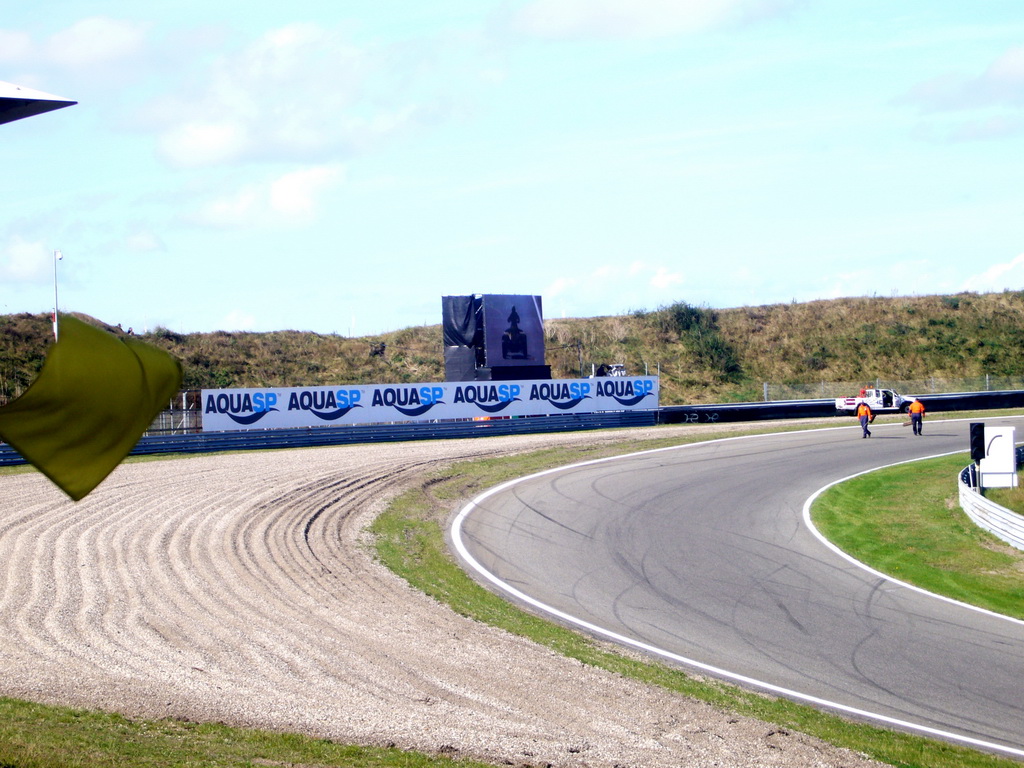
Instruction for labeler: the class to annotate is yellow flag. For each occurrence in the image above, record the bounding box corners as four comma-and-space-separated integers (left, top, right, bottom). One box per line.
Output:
0, 315, 182, 500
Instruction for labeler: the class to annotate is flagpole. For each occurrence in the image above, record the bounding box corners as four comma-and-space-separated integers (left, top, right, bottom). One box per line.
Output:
52, 249, 62, 341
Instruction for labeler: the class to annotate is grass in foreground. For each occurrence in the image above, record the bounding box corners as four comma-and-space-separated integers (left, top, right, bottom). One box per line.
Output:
371, 426, 1023, 768
0, 697, 495, 768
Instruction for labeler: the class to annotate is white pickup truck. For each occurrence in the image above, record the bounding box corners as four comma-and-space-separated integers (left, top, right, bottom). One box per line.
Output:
835, 388, 918, 414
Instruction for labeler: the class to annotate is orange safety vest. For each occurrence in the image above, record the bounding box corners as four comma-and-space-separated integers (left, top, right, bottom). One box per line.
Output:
856, 403, 872, 418
909, 400, 925, 414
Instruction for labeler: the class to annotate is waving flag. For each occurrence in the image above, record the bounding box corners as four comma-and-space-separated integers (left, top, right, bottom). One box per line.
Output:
0, 315, 182, 500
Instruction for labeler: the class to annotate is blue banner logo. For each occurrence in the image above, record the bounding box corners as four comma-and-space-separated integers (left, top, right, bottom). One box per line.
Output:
596, 379, 655, 407
205, 392, 279, 424
372, 386, 445, 417
528, 381, 590, 410
453, 383, 521, 414
288, 389, 363, 421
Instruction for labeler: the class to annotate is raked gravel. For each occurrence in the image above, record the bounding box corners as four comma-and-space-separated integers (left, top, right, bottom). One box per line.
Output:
0, 425, 886, 767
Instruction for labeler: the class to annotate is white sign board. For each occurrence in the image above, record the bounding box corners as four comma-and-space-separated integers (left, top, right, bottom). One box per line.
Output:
201, 377, 659, 432
979, 426, 1018, 488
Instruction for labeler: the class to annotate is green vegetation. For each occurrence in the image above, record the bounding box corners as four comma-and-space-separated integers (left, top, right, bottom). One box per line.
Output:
371, 427, 1023, 768
650, 301, 743, 384
0, 696, 496, 768
0, 313, 50, 399
813, 452, 1024, 620
6, 289, 1024, 403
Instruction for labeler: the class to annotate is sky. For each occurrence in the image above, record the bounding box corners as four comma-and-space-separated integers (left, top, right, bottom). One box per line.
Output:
2, 1, 1023, 337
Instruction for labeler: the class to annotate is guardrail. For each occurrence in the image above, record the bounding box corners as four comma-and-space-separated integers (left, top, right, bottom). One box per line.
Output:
659, 399, 835, 424
0, 410, 657, 467
958, 446, 1024, 551
659, 389, 1024, 425
3, 389, 1023, 468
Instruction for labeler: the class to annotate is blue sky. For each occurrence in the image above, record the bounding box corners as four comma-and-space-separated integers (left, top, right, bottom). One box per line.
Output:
2, 1, 1023, 336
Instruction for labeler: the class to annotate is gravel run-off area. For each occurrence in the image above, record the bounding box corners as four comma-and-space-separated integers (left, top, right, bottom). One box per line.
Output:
0, 426, 887, 767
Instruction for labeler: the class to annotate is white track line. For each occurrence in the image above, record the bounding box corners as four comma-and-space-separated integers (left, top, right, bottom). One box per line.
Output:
450, 425, 1024, 759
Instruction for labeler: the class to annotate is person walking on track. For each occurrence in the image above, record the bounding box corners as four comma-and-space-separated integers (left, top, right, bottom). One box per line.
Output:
909, 399, 926, 436
857, 401, 873, 438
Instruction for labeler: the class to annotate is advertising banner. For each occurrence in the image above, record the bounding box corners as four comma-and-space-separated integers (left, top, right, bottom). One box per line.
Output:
201, 376, 659, 432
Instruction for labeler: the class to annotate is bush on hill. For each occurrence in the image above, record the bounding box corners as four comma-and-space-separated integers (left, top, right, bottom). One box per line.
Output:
3, 291, 1024, 405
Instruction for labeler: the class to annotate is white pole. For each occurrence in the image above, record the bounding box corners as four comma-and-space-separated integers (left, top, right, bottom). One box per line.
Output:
52, 249, 63, 341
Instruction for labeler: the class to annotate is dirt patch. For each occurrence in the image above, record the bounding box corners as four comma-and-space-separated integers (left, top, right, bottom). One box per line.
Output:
0, 424, 884, 767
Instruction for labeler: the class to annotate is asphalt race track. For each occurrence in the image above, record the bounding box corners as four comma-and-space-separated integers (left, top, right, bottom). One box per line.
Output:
453, 416, 1024, 757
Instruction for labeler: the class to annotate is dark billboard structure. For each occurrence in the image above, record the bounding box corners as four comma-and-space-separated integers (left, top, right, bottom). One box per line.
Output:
442, 294, 551, 381
482, 294, 544, 367
442, 295, 483, 382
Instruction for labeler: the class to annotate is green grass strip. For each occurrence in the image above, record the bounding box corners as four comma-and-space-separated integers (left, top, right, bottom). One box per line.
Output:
0, 696, 496, 768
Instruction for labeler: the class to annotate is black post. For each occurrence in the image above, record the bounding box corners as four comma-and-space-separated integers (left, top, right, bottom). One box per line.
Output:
970, 422, 986, 463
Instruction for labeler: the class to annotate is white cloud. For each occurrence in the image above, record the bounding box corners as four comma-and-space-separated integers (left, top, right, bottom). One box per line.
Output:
124, 226, 166, 253
0, 236, 50, 283
650, 265, 683, 289
950, 115, 1024, 141
192, 186, 260, 229
544, 261, 687, 316
961, 253, 1024, 293
903, 44, 1024, 113
0, 30, 32, 62
158, 121, 250, 168
506, 0, 795, 40
189, 164, 344, 228
44, 17, 148, 68
544, 276, 579, 298
985, 45, 1024, 88
221, 310, 257, 331
269, 166, 343, 218
148, 23, 437, 169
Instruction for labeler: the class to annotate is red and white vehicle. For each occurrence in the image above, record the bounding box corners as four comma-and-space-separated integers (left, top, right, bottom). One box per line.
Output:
835, 388, 917, 414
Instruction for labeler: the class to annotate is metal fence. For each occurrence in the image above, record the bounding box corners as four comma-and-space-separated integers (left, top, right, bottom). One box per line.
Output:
0, 410, 659, 467
958, 446, 1024, 551
148, 407, 201, 434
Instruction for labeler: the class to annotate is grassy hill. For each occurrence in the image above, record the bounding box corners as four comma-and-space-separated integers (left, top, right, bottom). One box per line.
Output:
3, 290, 1024, 405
